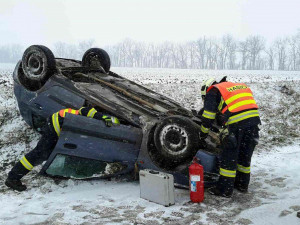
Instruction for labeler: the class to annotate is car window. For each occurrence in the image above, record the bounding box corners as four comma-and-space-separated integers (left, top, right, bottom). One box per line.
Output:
46, 154, 127, 179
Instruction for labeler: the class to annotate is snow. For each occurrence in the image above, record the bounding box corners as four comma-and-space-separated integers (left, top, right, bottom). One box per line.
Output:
0, 65, 300, 224
112, 67, 300, 84
239, 144, 300, 225
2, 143, 299, 225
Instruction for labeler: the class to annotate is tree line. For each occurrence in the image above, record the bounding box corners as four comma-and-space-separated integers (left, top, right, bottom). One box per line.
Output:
1, 31, 300, 71
0, 44, 23, 64
105, 32, 300, 71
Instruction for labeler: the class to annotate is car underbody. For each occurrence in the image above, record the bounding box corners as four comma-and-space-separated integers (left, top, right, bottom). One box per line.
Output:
13, 45, 221, 187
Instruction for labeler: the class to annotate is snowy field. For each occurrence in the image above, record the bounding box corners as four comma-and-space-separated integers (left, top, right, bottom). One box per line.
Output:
0, 64, 300, 225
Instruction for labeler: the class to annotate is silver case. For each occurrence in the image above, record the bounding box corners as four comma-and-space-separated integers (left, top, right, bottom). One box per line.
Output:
139, 169, 175, 207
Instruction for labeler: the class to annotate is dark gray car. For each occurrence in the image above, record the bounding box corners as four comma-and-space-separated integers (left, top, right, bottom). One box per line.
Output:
13, 45, 220, 187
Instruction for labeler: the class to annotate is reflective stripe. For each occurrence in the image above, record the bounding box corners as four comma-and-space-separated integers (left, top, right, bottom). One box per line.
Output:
227, 110, 259, 125
20, 156, 33, 171
87, 108, 97, 118
203, 110, 216, 116
54, 109, 79, 136
71, 109, 78, 114
202, 110, 216, 119
214, 82, 258, 114
59, 109, 68, 117
59, 109, 65, 117
201, 125, 209, 133
225, 93, 253, 105
59, 109, 79, 117
52, 112, 61, 136
90, 110, 97, 118
78, 107, 84, 115
237, 164, 250, 173
111, 117, 120, 125
201, 78, 216, 96
228, 100, 257, 112
220, 168, 236, 178
218, 97, 224, 111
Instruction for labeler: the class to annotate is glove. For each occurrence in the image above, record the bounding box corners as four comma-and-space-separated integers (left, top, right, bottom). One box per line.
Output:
102, 116, 113, 127
219, 127, 229, 143
199, 129, 208, 149
199, 136, 207, 149
102, 115, 120, 127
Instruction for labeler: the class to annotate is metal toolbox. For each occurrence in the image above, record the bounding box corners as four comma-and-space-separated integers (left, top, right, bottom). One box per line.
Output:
139, 169, 175, 207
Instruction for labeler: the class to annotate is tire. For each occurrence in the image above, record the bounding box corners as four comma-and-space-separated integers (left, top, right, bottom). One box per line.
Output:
82, 48, 111, 73
154, 116, 200, 164
20, 45, 56, 91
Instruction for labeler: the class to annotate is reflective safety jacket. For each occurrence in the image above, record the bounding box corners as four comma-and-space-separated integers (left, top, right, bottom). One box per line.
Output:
213, 82, 259, 125
200, 82, 260, 137
51, 107, 119, 136
52, 108, 79, 136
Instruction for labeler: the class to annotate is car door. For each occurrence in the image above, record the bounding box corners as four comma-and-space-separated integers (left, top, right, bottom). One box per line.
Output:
41, 113, 143, 179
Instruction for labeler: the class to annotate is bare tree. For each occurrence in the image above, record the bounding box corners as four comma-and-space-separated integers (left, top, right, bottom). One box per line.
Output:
104, 44, 117, 67
187, 41, 197, 69
287, 36, 298, 70
2, 30, 300, 70
218, 35, 230, 69
265, 45, 275, 70
78, 39, 95, 56
0, 44, 23, 63
53, 42, 67, 58
227, 38, 237, 69
239, 40, 249, 70
247, 36, 265, 70
177, 43, 188, 69
155, 42, 171, 68
274, 38, 288, 70
296, 30, 300, 70
195, 37, 208, 69
216, 42, 225, 70
206, 40, 218, 69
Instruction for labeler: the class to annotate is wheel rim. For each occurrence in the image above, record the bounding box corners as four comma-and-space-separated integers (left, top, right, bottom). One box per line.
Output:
25, 52, 45, 77
86, 53, 103, 68
159, 124, 188, 156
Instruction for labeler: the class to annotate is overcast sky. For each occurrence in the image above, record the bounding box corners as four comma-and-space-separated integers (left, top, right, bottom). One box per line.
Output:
0, 0, 299, 47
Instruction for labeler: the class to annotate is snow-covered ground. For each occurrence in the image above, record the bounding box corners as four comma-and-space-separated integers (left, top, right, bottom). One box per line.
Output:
0, 65, 300, 225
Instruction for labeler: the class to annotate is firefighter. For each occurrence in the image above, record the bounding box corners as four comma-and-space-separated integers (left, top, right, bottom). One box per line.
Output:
199, 77, 260, 197
5, 107, 120, 192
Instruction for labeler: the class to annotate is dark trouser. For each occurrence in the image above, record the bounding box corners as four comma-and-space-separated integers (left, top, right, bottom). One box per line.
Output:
217, 125, 259, 195
8, 119, 58, 180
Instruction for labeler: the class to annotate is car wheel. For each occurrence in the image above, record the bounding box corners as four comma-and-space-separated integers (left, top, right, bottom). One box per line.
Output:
20, 45, 56, 91
154, 116, 200, 164
82, 48, 111, 73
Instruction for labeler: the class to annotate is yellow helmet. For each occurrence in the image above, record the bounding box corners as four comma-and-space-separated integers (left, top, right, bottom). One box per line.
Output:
201, 78, 216, 100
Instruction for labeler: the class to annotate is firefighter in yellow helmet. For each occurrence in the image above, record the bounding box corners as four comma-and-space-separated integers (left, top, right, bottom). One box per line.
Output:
199, 77, 260, 197
5, 107, 120, 192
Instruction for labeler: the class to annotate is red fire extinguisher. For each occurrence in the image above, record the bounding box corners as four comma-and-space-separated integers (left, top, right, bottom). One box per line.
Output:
189, 157, 204, 203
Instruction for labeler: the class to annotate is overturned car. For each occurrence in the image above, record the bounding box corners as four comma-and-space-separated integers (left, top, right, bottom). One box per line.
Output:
13, 45, 221, 187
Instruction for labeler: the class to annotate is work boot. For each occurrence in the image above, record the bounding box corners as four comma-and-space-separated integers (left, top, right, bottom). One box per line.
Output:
234, 183, 248, 193
234, 171, 249, 193
6, 161, 30, 192
208, 186, 232, 198
7, 161, 30, 180
5, 178, 27, 192
209, 176, 234, 198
